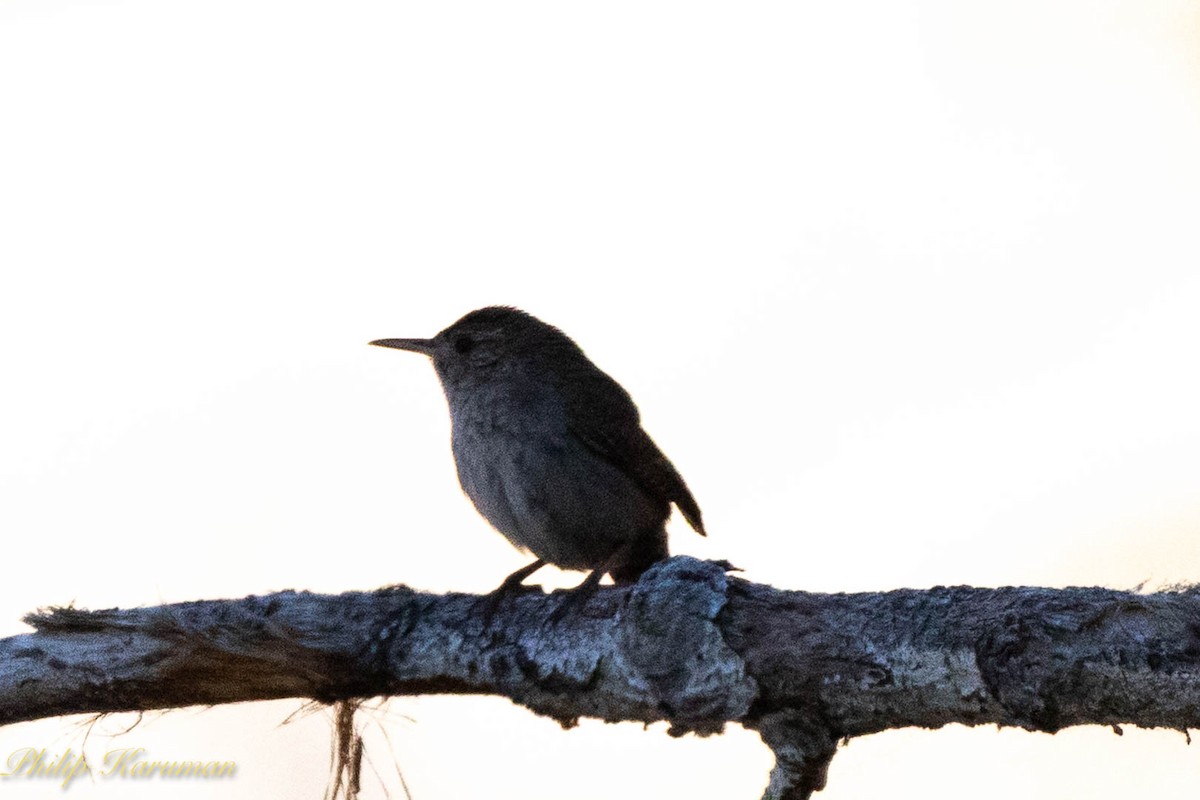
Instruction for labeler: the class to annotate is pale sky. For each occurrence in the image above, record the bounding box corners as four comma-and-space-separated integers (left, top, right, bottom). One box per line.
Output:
2, 0, 1200, 798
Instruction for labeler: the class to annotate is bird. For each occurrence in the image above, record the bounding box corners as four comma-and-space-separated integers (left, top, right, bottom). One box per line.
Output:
370, 306, 705, 602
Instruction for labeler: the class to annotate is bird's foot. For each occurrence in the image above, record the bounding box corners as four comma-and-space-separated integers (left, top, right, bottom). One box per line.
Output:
476, 559, 548, 628
543, 570, 605, 626
472, 561, 549, 628
476, 584, 540, 629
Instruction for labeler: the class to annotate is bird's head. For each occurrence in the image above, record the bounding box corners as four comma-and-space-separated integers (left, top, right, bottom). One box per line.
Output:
371, 306, 576, 391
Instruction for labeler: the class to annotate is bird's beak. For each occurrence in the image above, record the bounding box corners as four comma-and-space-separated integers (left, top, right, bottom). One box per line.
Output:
369, 338, 436, 356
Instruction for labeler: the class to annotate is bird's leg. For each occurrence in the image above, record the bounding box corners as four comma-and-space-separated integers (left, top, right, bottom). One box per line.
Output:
476, 559, 546, 626
547, 544, 637, 624
493, 558, 548, 594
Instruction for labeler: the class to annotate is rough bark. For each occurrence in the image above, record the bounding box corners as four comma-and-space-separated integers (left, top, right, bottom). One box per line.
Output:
3, 557, 1199, 799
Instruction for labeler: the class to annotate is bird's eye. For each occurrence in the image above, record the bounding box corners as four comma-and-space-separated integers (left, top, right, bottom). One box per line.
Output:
454, 335, 475, 354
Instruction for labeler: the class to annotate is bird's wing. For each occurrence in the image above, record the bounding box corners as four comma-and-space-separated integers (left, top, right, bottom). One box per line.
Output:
563, 367, 706, 537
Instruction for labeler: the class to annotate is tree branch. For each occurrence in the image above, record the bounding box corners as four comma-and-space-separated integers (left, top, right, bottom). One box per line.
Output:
4, 557, 1200, 799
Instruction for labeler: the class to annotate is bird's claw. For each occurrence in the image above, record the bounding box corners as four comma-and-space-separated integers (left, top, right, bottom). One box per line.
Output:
476, 582, 540, 628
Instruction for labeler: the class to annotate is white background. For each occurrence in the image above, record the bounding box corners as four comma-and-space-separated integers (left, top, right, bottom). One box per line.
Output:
2, 0, 1200, 797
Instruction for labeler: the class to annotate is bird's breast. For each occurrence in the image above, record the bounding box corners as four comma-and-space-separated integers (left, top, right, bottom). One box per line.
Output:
444, 381, 664, 569
446, 379, 567, 535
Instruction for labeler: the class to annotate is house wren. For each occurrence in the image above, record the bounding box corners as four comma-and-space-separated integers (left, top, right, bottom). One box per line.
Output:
371, 306, 705, 596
